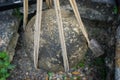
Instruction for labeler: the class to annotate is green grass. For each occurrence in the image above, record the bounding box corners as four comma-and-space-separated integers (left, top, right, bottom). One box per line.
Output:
93, 57, 104, 66
113, 6, 118, 14
93, 57, 106, 80
76, 60, 85, 69
0, 52, 15, 80
12, 8, 22, 19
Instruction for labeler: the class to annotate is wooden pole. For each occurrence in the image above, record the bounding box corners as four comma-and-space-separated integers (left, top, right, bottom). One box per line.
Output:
69, 0, 90, 44
54, 0, 69, 72
46, 0, 53, 8
23, 0, 28, 30
69, 0, 104, 57
34, 0, 43, 69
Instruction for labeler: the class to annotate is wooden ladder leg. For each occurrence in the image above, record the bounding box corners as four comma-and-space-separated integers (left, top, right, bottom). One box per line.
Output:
46, 0, 53, 8
23, 0, 28, 30
54, 0, 69, 72
34, 0, 43, 69
69, 0, 90, 44
69, 0, 104, 57
46, 0, 50, 8
49, 0, 53, 8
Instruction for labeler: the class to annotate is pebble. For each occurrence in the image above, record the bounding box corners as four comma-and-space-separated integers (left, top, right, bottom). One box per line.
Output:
82, 77, 87, 80
26, 72, 29, 75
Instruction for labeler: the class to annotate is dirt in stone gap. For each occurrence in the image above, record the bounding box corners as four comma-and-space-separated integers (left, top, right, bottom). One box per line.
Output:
8, 1, 118, 80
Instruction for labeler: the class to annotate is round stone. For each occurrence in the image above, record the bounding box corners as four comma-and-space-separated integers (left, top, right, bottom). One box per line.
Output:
24, 9, 88, 71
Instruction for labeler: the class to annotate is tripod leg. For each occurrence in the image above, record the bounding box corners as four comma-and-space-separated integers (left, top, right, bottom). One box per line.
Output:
46, 0, 53, 8
69, 0, 104, 57
69, 0, 90, 43
34, 0, 43, 69
46, 0, 50, 8
23, 0, 28, 30
49, 0, 53, 8
54, 0, 69, 72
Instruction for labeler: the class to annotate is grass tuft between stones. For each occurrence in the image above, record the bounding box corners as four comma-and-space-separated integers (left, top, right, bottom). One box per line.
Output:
0, 52, 15, 80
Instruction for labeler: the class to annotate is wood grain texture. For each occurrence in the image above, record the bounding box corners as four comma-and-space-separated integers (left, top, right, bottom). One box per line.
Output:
54, 0, 69, 72
23, 0, 28, 30
34, 0, 43, 69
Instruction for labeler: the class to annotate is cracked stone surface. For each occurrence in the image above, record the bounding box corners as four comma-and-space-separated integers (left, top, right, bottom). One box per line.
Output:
0, 10, 19, 61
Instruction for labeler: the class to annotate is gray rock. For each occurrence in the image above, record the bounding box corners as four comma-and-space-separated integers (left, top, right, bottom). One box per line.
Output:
79, 7, 113, 22
21, 0, 114, 22
24, 9, 88, 71
115, 68, 120, 80
91, 0, 115, 5
0, 0, 6, 3
0, 10, 19, 61
115, 25, 120, 80
61, 0, 114, 21
62, 5, 114, 21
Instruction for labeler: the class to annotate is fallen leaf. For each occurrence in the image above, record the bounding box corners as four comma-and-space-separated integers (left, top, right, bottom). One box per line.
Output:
59, 71, 63, 74
72, 71, 80, 75
46, 75, 48, 80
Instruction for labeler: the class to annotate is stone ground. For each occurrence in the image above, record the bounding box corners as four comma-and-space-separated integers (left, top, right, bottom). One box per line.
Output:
8, 20, 117, 80
7, 0, 119, 80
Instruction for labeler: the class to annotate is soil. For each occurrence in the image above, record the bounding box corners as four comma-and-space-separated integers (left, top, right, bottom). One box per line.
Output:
8, 0, 119, 80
